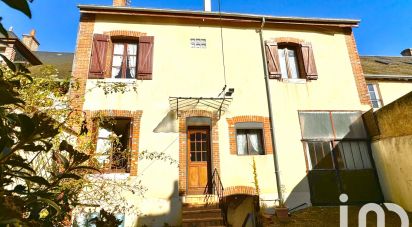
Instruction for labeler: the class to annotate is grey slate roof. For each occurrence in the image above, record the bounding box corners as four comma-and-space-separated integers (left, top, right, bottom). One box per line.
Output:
360, 56, 412, 76
32, 51, 74, 79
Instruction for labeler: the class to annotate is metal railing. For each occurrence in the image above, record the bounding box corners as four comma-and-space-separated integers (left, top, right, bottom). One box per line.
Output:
209, 168, 227, 225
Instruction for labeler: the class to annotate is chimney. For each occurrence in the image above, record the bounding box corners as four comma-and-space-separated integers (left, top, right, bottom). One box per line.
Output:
113, 0, 129, 7
22, 29, 39, 51
401, 48, 412, 56
204, 0, 211, 12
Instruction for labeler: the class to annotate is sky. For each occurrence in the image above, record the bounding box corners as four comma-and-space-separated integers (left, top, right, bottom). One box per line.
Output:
1, 0, 411, 55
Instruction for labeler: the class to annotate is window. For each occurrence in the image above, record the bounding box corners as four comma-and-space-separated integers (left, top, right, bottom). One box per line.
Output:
265, 40, 318, 80
111, 42, 138, 79
367, 83, 383, 108
278, 45, 301, 79
299, 111, 372, 170
73, 211, 125, 227
95, 118, 131, 173
236, 129, 264, 155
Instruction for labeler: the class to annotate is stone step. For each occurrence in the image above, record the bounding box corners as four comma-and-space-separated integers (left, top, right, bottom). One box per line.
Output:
182, 217, 224, 227
182, 208, 222, 219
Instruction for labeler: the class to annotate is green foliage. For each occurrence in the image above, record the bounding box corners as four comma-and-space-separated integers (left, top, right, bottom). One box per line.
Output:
0, 54, 98, 226
252, 157, 260, 196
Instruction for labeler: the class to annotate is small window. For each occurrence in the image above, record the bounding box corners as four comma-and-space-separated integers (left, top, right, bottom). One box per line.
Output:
95, 118, 131, 173
236, 129, 264, 155
112, 42, 138, 79
367, 83, 383, 108
278, 45, 301, 79
190, 38, 206, 48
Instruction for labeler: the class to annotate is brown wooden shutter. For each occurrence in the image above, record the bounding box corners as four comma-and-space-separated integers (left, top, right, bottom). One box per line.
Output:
137, 36, 154, 80
300, 43, 318, 80
89, 34, 109, 79
265, 41, 282, 79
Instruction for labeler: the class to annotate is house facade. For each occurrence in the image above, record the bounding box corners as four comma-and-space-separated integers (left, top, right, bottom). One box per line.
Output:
361, 49, 412, 108
0, 28, 42, 66
70, 1, 383, 226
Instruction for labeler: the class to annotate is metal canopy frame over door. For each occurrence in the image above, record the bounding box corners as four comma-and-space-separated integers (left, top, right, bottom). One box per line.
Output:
186, 126, 213, 195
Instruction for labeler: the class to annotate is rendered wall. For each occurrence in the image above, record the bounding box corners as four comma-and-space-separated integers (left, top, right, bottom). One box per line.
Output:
376, 81, 412, 106
79, 14, 369, 225
369, 92, 412, 212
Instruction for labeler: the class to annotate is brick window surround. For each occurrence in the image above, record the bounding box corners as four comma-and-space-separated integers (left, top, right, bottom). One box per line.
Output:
178, 110, 220, 195
102, 30, 147, 79
86, 110, 142, 176
227, 116, 273, 155
223, 186, 257, 197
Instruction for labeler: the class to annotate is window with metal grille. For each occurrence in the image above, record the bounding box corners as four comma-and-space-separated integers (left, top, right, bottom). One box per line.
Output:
299, 111, 372, 170
95, 118, 132, 173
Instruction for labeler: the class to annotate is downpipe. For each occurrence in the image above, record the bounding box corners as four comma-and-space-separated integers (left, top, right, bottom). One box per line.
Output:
258, 17, 284, 203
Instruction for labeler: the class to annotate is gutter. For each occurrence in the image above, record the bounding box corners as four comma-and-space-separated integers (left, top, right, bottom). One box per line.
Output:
78, 5, 359, 27
258, 17, 283, 203
364, 74, 412, 81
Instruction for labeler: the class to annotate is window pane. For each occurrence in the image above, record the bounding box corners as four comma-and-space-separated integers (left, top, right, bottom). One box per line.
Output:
299, 112, 334, 139
307, 141, 333, 169
369, 91, 377, 100
248, 130, 264, 155
340, 142, 355, 169
278, 48, 288, 79
359, 142, 372, 169
350, 142, 363, 169
371, 101, 380, 108
196, 152, 201, 161
236, 131, 247, 155
287, 49, 300, 79
127, 43, 137, 55
112, 55, 123, 67
190, 152, 195, 161
113, 43, 124, 55
202, 152, 207, 161
332, 112, 368, 139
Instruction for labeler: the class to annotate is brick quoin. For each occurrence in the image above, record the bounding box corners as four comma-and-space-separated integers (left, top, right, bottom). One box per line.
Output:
69, 13, 95, 131
226, 116, 273, 155
344, 28, 371, 106
178, 110, 220, 195
86, 110, 142, 176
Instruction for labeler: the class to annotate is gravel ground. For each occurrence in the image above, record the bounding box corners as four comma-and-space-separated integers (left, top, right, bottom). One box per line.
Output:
262, 206, 412, 227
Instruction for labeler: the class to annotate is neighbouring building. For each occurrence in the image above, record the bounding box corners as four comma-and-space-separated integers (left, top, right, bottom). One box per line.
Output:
32, 51, 74, 79
69, 0, 384, 226
361, 49, 412, 109
0, 28, 42, 66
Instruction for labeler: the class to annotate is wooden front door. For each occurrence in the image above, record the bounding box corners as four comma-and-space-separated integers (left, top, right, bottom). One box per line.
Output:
187, 127, 212, 194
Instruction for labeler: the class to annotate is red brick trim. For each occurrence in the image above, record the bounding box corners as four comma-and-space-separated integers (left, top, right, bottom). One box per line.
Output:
224, 186, 257, 197
69, 13, 95, 125
344, 29, 371, 106
227, 116, 273, 155
273, 37, 305, 44
102, 30, 147, 78
178, 110, 220, 195
103, 30, 146, 38
86, 110, 142, 176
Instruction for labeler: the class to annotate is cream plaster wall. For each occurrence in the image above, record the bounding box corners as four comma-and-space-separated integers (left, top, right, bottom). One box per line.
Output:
371, 135, 412, 212
80, 14, 368, 225
376, 81, 412, 106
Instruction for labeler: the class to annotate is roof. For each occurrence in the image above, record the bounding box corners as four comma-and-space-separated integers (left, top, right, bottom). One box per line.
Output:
0, 31, 42, 65
78, 5, 360, 27
0, 31, 18, 39
361, 56, 412, 80
31, 51, 74, 79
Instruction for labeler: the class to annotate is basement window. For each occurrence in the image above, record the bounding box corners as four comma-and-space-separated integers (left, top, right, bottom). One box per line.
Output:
95, 118, 132, 173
